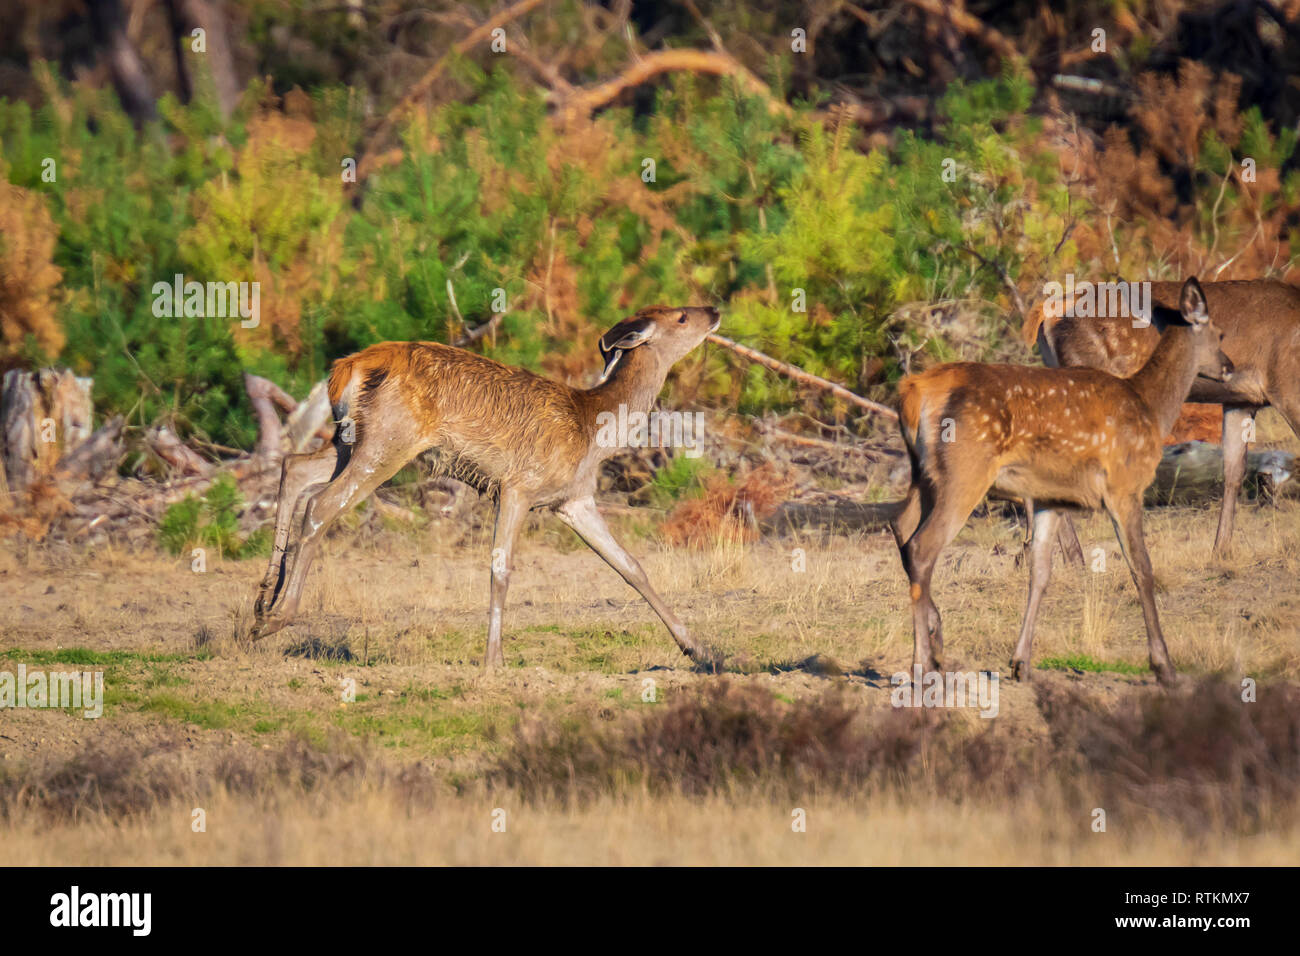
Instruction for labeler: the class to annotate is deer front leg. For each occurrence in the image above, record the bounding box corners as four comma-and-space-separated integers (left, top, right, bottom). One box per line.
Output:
1106, 494, 1177, 686
254, 445, 339, 631
1214, 405, 1254, 557
1019, 497, 1081, 567
1010, 507, 1059, 681
484, 488, 529, 670
556, 495, 703, 662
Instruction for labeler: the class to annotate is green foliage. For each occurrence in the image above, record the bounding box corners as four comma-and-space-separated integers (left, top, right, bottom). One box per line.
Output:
724, 73, 1074, 405
647, 454, 713, 507
729, 122, 894, 396
0, 63, 1234, 438
1036, 654, 1149, 675
157, 473, 270, 559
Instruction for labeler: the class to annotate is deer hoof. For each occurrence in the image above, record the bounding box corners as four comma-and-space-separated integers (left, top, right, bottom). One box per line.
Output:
250, 617, 286, 641
689, 646, 723, 674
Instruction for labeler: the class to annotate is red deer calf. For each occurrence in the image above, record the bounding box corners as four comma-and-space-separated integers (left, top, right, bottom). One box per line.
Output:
251, 306, 721, 669
892, 278, 1232, 686
1033, 278, 1300, 555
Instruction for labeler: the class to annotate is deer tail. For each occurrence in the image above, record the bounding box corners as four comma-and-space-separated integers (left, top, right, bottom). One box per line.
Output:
327, 355, 361, 437
1022, 299, 1051, 346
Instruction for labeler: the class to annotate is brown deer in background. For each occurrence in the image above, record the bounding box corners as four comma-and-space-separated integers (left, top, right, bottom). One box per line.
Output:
251, 306, 721, 669
1031, 278, 1300, 557
893, 278, 1232, 686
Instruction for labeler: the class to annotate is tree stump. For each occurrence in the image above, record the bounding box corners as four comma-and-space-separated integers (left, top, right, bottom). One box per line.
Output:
1, 368, 93, 495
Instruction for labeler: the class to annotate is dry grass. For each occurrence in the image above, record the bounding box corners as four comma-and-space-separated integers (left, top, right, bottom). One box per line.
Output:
2, 677, 1298, 864
660, 462, 793, 549
2, 440, 1299, 863
4, 484, 1298, 680
5, 788, 1300, 866
496, 678, 1300, 830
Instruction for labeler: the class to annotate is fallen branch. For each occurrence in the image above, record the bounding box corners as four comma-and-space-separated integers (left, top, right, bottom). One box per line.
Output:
244, 372, 299, 460
555, 49, 791, 122
285, 380, 334, 453
146, 425, 212, 477
706, 333, 899, 422
900, 0, 1021, 63
768, 427, 880, 456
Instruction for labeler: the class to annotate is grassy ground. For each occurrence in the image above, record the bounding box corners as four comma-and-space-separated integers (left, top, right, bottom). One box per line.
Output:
2, 418, 1300, 864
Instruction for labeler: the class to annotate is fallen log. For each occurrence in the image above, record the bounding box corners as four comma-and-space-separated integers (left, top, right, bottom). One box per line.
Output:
1148, 441, 1295, 505
763, 499, 901, 535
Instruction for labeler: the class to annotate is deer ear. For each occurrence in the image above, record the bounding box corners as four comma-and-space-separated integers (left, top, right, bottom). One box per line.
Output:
599, 316, 656, 355
596, 315, 656, 383
1180, 276, 1209, 326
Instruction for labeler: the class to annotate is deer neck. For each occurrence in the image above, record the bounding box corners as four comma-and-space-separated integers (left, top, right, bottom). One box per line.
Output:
583, 347, 670, 419
1127, 326, 1201, 437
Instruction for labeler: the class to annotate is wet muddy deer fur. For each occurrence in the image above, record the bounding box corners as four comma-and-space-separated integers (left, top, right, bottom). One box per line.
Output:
1029, 278, 1300, 557
251, 306, 721, 669
892, 278, 1232, 687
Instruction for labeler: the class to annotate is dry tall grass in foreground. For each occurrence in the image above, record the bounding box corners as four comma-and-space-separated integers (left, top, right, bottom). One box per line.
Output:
2, 679, 1298, 864
1, 479, 1299, 863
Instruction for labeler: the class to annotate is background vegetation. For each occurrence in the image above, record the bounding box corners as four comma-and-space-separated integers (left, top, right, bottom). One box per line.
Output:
2, 0, 1299, 448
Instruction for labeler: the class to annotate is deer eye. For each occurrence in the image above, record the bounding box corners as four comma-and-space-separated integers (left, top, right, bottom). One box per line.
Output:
677, 313, 688, 324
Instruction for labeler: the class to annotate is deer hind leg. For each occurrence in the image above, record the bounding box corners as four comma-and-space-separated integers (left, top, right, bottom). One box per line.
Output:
899, 469, 994, 675
556, 495, 703, 663
254, 441, 423, 638
483, 486, 530, 670
1010, 506, 1059, 681
1260, 392, 1300, 514
1214, 405, 1254, 557
254, 444, 340, 627
1105, 493, 1176, 686
890, 484, 923, 580
1270, 393, 1300, 449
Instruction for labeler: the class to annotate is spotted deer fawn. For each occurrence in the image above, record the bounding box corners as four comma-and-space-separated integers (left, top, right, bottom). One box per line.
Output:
251, 306, 721, 669
892, 278, 1232, 686
1032, 278, 1300, 556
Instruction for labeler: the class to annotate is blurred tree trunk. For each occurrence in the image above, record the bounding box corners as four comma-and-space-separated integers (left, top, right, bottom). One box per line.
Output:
87, 0, 157, 124
165, 0, 240, 118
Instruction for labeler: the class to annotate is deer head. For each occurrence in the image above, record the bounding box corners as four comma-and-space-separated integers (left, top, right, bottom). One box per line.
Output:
1157, 277, 1234, 383
596, 306, 720, 384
